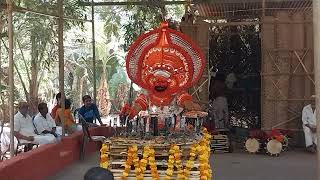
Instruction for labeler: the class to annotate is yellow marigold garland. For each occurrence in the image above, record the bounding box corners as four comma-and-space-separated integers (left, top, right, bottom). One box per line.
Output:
121, 145, 137, 179
100, 144, 109, 169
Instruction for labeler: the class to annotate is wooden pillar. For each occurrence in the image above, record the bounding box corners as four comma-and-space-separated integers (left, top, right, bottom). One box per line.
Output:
58, 0, 65, 136
313, 0, 320, 179
6, 0, 14, 157
91, 0, 97, 102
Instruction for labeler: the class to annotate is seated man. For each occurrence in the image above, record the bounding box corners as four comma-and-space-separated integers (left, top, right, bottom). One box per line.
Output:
14, 102, 56, 145
79, 95, 104, 125
34, 102, 60, 138
302, 103, 317, 153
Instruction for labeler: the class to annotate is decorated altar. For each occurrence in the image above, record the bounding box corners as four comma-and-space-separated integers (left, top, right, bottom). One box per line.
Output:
100, 128, 212, 180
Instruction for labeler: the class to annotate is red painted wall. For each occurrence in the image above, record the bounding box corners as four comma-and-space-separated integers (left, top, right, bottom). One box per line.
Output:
0, 127, 114, 180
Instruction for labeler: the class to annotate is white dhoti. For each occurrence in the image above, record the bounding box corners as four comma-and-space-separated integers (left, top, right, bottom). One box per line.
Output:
302, 104, 317, 147
303, 125, 317, 147
0, 127, 18, 154
212, 96, 229, 129
55, 125, 82, 136
20, 134, 56, 145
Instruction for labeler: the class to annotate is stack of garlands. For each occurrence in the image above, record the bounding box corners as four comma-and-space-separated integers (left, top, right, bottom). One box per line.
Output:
121, 145, 159, 180
198, 128, 213, 180
100, 128, 212, 180
166, 128, 212, 180
100, 144, 109, 169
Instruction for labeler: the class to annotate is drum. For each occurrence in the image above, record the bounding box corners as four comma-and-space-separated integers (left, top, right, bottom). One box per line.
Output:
266, 139, 283, 156
245, 138, 260, 153
183, 111, 208, 118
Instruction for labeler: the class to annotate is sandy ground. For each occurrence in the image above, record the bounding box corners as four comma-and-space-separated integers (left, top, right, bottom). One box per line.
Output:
48, 149, 316, 180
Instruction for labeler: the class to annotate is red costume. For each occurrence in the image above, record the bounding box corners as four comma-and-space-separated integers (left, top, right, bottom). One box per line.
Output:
123, 22, 206, 119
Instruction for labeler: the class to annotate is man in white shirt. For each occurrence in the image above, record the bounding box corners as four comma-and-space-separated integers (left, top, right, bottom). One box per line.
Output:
34, 103, 60, 138
14, 102, 56, 145
302, 103, 317, 153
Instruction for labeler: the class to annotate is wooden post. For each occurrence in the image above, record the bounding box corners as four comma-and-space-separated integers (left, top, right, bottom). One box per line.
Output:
91, 0, 97, 103
313, 0, 320, 179
58, 0, 65, 136
6, 0, 14, 157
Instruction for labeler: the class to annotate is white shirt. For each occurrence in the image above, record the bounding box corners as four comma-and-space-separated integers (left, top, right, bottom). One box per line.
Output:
302, 104, 316, 126
14, 111, 36, 137
33, 112, 56, 134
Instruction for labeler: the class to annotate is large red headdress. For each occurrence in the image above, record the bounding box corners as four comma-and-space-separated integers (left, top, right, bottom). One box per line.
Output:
126, 22, 205, 98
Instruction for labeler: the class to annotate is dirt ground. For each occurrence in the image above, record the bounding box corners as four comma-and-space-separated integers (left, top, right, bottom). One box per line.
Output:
48, 149, 316, 180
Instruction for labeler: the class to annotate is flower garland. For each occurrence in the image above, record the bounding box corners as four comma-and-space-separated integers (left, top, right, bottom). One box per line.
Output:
100, 144, 109, 169
198, 128, 213, 180
121, 145, 137, 179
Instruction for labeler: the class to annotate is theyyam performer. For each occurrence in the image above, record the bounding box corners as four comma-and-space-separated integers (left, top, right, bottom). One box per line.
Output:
120, 22, 206, 119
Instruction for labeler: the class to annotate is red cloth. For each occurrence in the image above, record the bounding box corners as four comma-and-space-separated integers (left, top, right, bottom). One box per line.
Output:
177, 92, 193, 106
120, 103, 130, 116
50, 104, 60, 119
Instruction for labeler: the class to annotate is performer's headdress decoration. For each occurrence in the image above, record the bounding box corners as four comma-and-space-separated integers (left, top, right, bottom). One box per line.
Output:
126, 22, 205, 98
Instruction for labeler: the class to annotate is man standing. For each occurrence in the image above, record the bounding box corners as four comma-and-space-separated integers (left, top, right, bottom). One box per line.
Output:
34, 103, 60, 138
210, 73, 229, 130
302, 103, 317, 153
14, 102, 56, 145
79, 95, 104, 125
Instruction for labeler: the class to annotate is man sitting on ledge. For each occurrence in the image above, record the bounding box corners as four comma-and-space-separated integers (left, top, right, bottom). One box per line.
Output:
34, 102, 60, 139
14, 102, 56, 146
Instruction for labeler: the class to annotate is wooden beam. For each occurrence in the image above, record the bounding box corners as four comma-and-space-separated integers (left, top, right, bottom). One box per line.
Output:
6, 0, 15, 158
92, 0, 97, 103
58, 0, 65, 136
313, 1, 320, 177
79, 1, 188, 6
0, 4, 92, 22
266, 98, 314, 101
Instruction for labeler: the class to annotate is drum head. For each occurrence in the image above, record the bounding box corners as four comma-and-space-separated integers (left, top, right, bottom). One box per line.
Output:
267, 139, 283, 155
183, 111, 208, 118
245, 138, 260, 153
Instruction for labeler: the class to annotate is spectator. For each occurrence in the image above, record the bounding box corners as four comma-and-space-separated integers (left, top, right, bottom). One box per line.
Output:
14, 102, 56, 145
34, 102, 60, 138
79, 95, 104, 125
51, 92, 61, 119
55, 99, 82, 134
84, 167, 114, 180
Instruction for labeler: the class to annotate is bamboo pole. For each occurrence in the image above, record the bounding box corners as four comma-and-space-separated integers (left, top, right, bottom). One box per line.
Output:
5, 0, 14, 157
79, 1, 188, 6
313, 0, 320, 179
0, 5, 92, 22
91, 0, 97, 103
58, 0, 65, 136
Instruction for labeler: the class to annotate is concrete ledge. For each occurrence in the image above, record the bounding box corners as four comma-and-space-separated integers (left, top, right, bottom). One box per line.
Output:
0, 126, 113, 180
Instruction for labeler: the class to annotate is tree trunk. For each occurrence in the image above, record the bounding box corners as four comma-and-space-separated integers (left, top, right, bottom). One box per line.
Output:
29, 34, 39, 115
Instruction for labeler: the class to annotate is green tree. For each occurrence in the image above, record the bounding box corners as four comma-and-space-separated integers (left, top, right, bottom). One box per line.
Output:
1, 0, 87, 114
